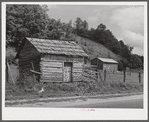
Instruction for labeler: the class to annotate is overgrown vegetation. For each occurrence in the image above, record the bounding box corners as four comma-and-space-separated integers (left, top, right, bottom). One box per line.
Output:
6, 81, 143, 100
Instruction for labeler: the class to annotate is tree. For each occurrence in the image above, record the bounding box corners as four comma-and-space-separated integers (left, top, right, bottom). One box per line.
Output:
96, 23, 106, 31
6, 5, 74, 49
83, 20, 88, 31
6, 5, 50, 49
62, 20, 74, 39
129, 54, 143, 69
74, 17, 83, 34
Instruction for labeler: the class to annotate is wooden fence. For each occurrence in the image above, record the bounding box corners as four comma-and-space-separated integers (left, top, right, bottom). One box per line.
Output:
105, 70, 143, 83
29, 63, 143, 84
81, 65, 99, 82
81, 69, 99, 82
81, 66, 143, 83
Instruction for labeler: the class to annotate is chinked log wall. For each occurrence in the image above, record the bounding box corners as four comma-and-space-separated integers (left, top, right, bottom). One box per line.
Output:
40, 59, 63, 82
73, 62, 83, 81
40, 55, 84, 82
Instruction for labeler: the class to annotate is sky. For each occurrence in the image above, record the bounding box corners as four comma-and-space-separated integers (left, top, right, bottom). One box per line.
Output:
46, 4, 145, 56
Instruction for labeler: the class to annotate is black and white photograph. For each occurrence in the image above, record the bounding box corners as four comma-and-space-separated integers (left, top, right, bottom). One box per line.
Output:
2, 1, 148, 120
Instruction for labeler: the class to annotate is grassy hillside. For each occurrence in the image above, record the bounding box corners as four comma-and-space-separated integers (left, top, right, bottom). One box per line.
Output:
72, 35, 123, 62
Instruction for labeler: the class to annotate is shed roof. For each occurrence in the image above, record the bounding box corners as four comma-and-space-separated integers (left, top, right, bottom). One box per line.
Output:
26, 37, 88, 57
97, 57, 118, 64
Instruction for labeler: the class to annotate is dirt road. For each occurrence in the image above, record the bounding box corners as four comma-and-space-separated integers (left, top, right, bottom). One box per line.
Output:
6, 94, 143, 108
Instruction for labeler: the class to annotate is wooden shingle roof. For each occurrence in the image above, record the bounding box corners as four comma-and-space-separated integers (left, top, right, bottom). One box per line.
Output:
26, 37, 88, 57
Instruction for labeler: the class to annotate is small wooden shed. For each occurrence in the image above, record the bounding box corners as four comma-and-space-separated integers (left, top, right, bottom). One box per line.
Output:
16, 37, 88, 84
91, 57, 118, 72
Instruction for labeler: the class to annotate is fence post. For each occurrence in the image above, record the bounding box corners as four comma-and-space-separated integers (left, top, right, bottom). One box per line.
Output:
7, 62, 15, 85
97, 72, 99, 82
6, 62, 8, 82
98, 70, 103, 81
123, 70, 126, 83
139, 72, 141, 83
104, 70, 106, 81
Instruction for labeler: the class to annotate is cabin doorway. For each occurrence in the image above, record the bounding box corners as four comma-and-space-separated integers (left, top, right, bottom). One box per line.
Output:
64, 62, 72, 82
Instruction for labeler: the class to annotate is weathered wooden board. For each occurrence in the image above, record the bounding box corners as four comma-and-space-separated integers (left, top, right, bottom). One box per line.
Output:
84, 69, 97, 75
40, 61, 62, 67
41, 67, 62, 70
41, 58, 64, 62
73, 79, 82, 81
41, 64, 62, 68
41, 55, 66, 61
73, 58, 84, 62
73, 68, 83, 72
41, 55, 82, 62
81, 76, 91, 82
41, 61, 62, 65
40, 77, 62, 81
73, 77, 82, 81
73, 72, 82, 77
41, 68, 62, 73
42, 72, 62, 75
83, 72, 97, 77
40, 80, 62, 82
73, 63, 83, 67
41, 75, 62, 79
41, 74, 62, 78
42, 71, 62, 74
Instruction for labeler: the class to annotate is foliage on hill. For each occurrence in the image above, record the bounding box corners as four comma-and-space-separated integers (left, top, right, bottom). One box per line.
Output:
73, 18, 143, 70
6, 5, 143, 70
71, 35, 122, 60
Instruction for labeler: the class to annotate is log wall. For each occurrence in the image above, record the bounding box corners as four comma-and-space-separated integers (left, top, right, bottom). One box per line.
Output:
40, 54, 84, 82
73, 62, 83, 81
19, 39, 41, 86
40, 60, 63, 82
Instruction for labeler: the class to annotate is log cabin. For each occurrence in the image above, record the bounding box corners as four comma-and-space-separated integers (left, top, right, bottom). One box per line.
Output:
16, 37, 88, 85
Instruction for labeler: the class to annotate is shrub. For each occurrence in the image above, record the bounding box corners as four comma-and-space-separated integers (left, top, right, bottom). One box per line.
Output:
59, 84, 74, 92
6, 47, 17, 64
